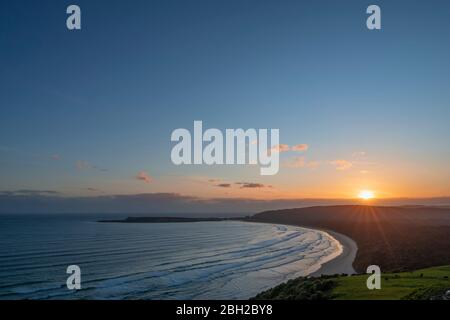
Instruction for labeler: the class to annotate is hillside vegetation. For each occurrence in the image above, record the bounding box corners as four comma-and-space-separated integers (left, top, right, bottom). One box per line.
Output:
253, 266, 450, 300
250, 205, 450, 272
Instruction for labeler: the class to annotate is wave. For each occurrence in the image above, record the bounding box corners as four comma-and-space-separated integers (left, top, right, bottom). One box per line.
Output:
0, 218, 341, 299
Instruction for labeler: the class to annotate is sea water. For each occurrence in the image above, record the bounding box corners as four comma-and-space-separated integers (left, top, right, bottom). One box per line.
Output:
0, 214, 342, 299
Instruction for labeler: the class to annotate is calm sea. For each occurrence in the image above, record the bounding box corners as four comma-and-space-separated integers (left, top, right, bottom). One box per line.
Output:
0, 214, 341, 299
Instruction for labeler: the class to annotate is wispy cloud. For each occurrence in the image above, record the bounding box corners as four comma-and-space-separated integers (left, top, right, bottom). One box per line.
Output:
3, 191, 448, 215
352, 151, 367, 158
235, 182, 272, 189
84, 187, 103, 192
270, 143, 309, 154
291, 144, 309, 152
270, 144, 290, 153
283, 156, 320, 169
136, 171, 152, 183
283, 156, 305, 168
76, 160, 92, 170
330, 159, 353, 170
0, 189, 61, 196
75, 160, 108, 172
215, 183, 231, 188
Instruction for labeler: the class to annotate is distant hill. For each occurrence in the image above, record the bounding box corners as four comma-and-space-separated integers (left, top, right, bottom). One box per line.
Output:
99, 216, 231, 223
250, 205, 450, 273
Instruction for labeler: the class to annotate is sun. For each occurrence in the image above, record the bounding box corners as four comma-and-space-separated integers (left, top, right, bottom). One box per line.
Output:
358, 190, 375, 200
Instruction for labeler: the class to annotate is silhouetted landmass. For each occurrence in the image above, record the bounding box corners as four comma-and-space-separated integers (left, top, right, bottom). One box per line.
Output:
99, 216, 237, 223
99, 205, 450, 274
249, 205, 450, 273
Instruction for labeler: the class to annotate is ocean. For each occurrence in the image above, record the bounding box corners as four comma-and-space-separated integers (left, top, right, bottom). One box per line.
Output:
0, 214, 342, 300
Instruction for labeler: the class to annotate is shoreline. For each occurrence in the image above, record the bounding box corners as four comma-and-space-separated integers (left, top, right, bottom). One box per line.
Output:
99, 217, 358, 279
309, 229, 357, 277
245, 220, 358, 277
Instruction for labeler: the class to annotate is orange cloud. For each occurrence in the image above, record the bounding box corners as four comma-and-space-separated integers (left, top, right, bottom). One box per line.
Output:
270, 144, 290, 153
331, 160, 353, 170
268, 143, 309, 154
283, 156, 305, 168
235, 182, 272, 189
283, 157, 320, 169
291, 144, 309, 152
215, 183, 231, 188
136, 171, 152, 183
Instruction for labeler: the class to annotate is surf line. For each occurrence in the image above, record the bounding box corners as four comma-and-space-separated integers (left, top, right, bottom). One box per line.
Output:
170, 121, 280, 175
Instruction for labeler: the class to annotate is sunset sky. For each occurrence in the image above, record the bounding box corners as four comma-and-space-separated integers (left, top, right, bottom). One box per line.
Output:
1, 0, 450, 211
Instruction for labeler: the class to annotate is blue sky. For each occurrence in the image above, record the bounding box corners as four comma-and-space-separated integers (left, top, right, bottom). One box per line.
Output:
1, 0, 450, 204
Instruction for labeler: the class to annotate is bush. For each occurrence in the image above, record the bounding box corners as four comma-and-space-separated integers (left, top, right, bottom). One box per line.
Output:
251, 277, 337, 300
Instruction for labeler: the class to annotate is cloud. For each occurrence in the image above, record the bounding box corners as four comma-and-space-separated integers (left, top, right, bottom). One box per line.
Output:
76, 160, 108, 172
235, 182, 272, 189
210, 180, 272, 189
85, 187, 102, 192
352, 151, 366, 158
331, 160, 353, 170
0, 189, 61, 196
283, 156, 305, 168
306, 161, 320, 168
269, 143, 309, 154
283, 157, 320, 169
215, 183, 231, 188
270, 144, 290, 153
76, 160, 91, 170
51, 154, 61, 160
136, 171, 152, 183
291, 144, 309, 152
1, 190, 450, 215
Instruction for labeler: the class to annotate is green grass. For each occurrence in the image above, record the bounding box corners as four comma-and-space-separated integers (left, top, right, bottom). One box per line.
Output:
252, 266, 450, 300
332, 265, 450, 300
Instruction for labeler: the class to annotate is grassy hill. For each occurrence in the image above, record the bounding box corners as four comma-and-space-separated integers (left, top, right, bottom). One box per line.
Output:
252, 266, 450, 300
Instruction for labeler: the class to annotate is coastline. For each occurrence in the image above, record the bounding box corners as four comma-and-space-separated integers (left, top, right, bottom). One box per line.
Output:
98, 216, 357, 279
310, 229, 357, 276
245, 220, 358, 277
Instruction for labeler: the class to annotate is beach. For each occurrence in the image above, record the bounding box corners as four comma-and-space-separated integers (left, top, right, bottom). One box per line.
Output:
310, 230, 357, 276
246, 220, 358, 277
249, 205, 450, 273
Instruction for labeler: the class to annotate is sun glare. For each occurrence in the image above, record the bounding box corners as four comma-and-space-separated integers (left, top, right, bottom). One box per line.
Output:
358, 190, 375, 200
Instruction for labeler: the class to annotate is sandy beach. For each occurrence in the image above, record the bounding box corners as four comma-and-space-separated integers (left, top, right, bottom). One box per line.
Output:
250, 205, 450, 273
246, 220, 358, 277
310, 230, 357, 276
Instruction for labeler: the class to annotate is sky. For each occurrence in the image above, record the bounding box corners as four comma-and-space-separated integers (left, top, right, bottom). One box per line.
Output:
1, 0, 450, 213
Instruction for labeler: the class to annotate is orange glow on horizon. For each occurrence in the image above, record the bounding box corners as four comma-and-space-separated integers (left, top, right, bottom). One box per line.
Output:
358, 190, 375, 200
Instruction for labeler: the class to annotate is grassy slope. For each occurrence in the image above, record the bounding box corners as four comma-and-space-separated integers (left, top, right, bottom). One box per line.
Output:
253, 266, 450, 300
333, 265, 450, 300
